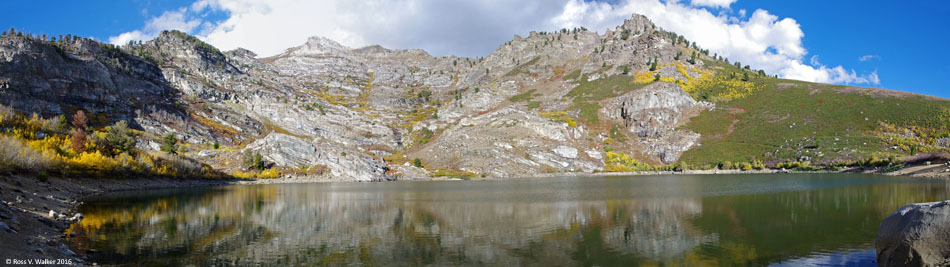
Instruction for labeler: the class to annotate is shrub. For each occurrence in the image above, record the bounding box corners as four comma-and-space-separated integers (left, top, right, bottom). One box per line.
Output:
232, 168, 280, 179
0, 135, 58, 172
739, 162, 752, 171
751, 160, 765, 170
718, 161, 733, 170
412, 158, 423, 168
539, 112, 578, 127
673, 161, 689, 172
433, 169, 475, 179
67, 151, 118, 175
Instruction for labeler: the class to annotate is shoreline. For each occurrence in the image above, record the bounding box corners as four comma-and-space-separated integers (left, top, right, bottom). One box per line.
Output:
0, 163, 947, 264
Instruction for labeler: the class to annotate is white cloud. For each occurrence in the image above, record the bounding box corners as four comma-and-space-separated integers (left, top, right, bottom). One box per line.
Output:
185, 0, 569, 57
858, 54, 879, 62
109, 8, 200, 45
545, 0, 878, 85
690, 0, 737, 9
111, 0, 879, 85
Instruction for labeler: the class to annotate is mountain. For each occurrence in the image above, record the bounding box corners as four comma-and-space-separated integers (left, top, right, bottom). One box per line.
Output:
1, 14, 947, 181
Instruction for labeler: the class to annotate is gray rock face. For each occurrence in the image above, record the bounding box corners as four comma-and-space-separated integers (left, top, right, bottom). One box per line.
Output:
245, 133, 392, 182
601, 82, 708, 164
876, 200, 950, 267
603, 82, 698, 138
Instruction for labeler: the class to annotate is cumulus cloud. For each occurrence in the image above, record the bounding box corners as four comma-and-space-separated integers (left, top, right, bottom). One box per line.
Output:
110, 0, 879, 85
109, 8, 201, 45
545, 0, 878, 85
689, 0, 737, 9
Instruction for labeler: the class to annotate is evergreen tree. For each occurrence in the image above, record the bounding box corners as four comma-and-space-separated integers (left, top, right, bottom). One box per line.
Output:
160, 133, 178, 154
649, 56, 658, 71
104, 120, 137, 155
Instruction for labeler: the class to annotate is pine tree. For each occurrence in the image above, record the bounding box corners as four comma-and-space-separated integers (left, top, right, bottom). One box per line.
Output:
160, 133, 178, 154
104, 120, 137, 155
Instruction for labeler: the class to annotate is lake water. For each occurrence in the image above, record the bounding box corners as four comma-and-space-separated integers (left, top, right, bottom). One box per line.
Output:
66, 174, 950, 266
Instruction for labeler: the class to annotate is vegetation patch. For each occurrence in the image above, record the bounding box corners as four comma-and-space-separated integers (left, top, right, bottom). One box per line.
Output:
504, 56, 541, 77
509, 89, 537, 103
539, 111, 577, 127
0, 107, 227, 179
432, 168, 476, 179
680, 74, 950, 165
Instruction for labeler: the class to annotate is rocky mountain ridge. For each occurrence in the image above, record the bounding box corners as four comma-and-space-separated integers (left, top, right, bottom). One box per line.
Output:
2, 14, 946, 181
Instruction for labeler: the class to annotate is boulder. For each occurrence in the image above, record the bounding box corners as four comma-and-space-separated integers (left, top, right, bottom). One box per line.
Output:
552, 146, 578, 159
875, 200, 950, 267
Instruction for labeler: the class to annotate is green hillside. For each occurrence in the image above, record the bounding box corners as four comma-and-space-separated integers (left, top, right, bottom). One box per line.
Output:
679, 60, 950, 166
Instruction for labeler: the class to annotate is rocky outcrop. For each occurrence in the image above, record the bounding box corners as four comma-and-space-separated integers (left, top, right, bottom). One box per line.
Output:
601, 82, 709, 163
876, 200, 950, 267
244, 133, 392, 182
603, 82, 698, 137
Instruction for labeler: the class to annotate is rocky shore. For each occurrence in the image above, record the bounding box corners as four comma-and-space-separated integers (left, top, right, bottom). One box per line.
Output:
0, 175, 252, 265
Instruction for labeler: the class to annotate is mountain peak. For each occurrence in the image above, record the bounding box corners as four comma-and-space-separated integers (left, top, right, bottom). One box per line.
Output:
282, 36, 349, 56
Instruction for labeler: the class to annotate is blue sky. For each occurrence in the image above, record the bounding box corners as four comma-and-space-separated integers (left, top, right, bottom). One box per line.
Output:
1, 0, 947, 98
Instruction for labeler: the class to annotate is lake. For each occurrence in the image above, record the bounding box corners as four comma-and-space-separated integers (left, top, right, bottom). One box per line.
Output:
66, 173, 950, 266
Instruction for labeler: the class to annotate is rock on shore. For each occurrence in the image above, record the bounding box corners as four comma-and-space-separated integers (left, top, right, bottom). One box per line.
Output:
875, 200, 950, 267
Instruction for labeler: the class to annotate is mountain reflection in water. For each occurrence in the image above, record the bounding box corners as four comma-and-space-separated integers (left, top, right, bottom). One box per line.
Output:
67, 174, 950, 266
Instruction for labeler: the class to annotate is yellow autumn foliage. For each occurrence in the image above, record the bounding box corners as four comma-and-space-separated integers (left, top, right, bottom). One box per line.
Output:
232, 168, 281, 179
539, 111, 578, 127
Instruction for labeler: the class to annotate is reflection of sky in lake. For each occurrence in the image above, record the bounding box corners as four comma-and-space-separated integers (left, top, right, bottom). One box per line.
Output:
771, 247, 876, 267
68, 174, 950, 266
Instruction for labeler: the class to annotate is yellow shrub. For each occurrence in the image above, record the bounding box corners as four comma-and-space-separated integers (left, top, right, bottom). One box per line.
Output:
604, 151, 649, 172
232, 168, 281, 179
67, 151, 118, 174
633, 70, 656, 84
539, 111, 578, 127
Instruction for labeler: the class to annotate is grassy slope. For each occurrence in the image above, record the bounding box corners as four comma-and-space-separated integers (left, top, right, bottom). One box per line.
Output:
680, 61, 950, 165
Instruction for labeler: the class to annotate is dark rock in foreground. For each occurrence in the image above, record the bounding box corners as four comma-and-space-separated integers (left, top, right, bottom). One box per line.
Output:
876, 200, 950, 267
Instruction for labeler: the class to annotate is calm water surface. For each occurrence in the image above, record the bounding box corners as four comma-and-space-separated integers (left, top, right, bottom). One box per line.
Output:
67, 174, 950, 266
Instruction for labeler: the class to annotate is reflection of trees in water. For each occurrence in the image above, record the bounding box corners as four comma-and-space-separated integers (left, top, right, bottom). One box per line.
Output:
71, 179, 950, 266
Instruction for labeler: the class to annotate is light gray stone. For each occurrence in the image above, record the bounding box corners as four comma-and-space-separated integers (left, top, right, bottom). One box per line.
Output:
876, 200, 950, 267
